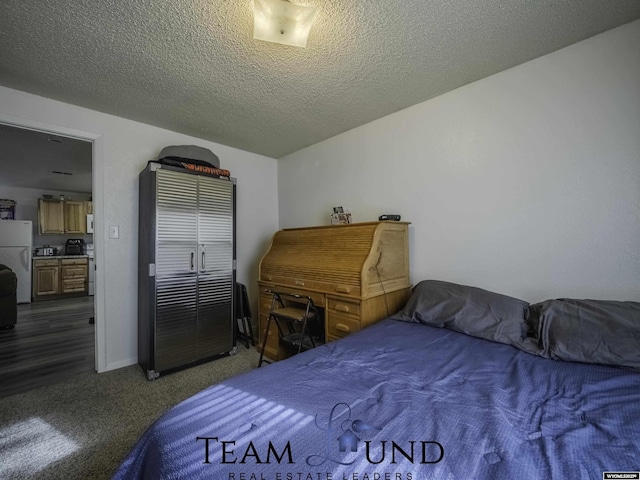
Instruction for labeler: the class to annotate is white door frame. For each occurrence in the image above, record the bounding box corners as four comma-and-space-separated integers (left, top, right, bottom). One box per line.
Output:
0, 113, 108, 373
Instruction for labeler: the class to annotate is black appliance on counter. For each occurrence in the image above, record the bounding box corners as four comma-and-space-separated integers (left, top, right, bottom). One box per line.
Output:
65, 239, 86, 255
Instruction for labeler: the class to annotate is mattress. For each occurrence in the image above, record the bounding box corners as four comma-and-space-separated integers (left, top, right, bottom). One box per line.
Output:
114, 319, 640, 479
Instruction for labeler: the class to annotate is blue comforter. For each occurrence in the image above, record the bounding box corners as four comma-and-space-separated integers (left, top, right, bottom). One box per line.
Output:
114, 319, 640, 479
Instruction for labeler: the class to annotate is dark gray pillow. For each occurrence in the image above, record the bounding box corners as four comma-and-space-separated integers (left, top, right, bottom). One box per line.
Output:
536, 299, 640, 371
157, 145, 220, 168
391, 280, 534, 349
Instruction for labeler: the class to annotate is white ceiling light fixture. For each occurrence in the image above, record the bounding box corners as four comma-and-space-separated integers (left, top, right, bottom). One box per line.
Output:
252, 0, 317, 48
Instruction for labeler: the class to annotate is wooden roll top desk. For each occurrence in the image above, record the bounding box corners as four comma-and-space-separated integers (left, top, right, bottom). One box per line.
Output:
258, 221, 411, 361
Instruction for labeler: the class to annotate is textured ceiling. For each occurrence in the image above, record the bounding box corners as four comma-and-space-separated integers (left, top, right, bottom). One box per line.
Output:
0, 1, 639, 159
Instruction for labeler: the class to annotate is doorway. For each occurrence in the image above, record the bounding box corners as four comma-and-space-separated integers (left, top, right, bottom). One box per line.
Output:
0, 120, 103, 397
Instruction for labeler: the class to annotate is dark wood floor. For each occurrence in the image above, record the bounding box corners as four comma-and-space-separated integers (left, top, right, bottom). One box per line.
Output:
0, 296, 95, 398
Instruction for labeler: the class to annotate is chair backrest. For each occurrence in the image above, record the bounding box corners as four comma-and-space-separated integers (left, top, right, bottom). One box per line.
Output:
277, 292, 324, 341
265, 289, 325, 343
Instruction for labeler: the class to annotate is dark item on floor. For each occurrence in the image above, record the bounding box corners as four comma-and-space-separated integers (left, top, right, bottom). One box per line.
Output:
0, 264, 17, 329
235, 282, 255, 348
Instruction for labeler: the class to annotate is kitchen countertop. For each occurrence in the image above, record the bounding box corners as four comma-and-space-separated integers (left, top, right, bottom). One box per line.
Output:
33, 255, 89, 260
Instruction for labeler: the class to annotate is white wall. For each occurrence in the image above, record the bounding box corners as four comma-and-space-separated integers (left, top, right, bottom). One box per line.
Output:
0, 86, 279, 371
279, 20, 640, 303
0, 186, 93, 249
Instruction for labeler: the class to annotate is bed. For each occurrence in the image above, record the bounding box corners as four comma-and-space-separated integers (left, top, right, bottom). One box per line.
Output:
114, 280, 640, 479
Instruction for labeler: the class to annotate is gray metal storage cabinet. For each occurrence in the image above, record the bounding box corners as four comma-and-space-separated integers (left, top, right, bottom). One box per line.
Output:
138, 162, 236, 380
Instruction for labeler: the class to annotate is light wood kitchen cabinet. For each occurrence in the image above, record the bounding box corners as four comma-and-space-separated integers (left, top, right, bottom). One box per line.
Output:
33, 257, 88, 299
85, 201, 93, 214
33, 259, 60, 296
38, 199, 65, 234
38, 199, 87, 234
61, 258, 88, 293
63, 201, 86, 234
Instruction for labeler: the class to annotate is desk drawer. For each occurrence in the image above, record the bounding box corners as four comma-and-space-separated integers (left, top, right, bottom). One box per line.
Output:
262, 276, 360, 299
259, 285, 325, 308
258, 315, 279, 353
327, 312, 361, 339
327, 298, 360, 317
259, 294, 275, 314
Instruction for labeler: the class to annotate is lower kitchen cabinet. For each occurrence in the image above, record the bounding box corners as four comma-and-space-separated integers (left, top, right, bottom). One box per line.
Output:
61, 258, 89, 293
33, 257, 88, 299
33, 259, 60, 297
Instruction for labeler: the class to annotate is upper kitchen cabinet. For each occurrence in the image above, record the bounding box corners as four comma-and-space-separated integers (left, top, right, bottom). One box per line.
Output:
38, 198, 87, 234
64, 201, 86, 234
38, 199, 64, 234
85, 201, 93, 214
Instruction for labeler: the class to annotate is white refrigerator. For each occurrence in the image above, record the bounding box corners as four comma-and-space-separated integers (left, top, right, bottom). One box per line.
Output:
0, 220, 33, 303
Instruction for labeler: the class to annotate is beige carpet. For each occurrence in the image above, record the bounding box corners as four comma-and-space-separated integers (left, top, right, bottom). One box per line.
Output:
0, 345, 260, 480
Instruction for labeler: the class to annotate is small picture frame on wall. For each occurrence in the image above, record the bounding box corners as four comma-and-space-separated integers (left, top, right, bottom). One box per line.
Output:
330, 206, 351, 224
330, 212, 352, 225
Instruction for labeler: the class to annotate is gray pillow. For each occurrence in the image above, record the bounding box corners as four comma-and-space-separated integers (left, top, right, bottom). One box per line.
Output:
535, 298, 640, 371
391, 280, 534, 349
157, 145, 220, 168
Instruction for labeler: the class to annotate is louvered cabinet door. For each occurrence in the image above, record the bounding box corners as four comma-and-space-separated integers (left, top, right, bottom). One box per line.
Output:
154, 169, 199, 371
196, 175, 235, 359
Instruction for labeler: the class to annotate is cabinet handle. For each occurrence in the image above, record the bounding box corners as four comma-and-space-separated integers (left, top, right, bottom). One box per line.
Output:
335, 286, 351, 294
334, 323, 350, 333
190, 251, 195, 272
295, 280, 305, 286
334, 304, 351, 313
201, 251, 206, 271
